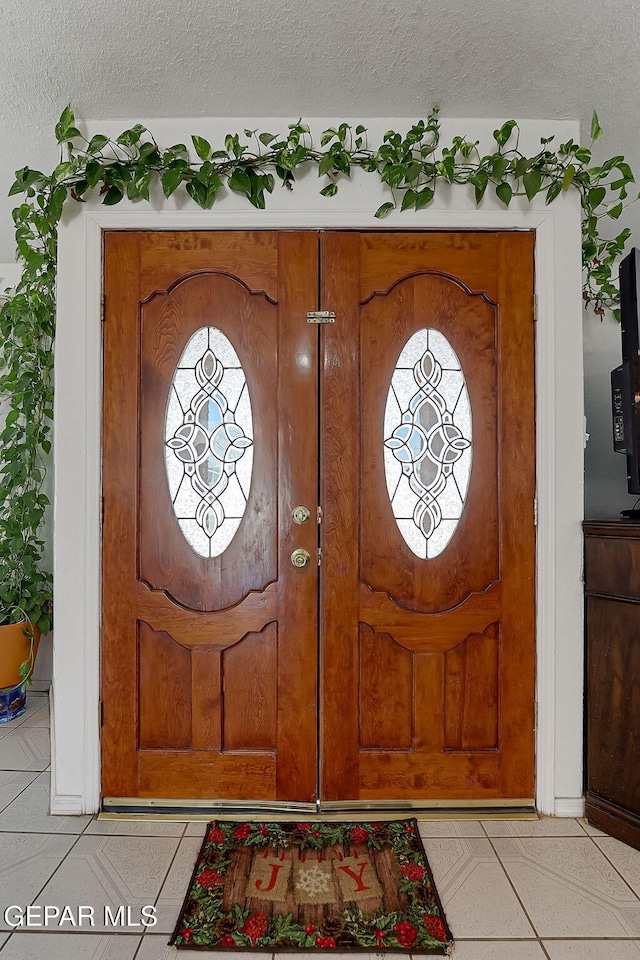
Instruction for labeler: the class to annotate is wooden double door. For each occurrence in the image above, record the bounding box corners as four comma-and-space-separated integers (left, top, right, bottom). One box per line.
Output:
102, 230, 536, 808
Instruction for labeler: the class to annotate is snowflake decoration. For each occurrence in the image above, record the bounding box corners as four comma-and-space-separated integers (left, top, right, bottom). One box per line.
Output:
295, 862, 332, 897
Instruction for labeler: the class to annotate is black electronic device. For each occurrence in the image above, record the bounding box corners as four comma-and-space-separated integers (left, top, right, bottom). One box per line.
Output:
612, 247, 640, 515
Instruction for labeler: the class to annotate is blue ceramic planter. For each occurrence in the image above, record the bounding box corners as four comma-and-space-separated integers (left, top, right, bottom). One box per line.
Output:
0, 681, 27, 724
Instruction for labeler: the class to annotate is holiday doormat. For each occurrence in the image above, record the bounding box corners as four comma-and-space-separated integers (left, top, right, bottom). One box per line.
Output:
170, 819, 453, 953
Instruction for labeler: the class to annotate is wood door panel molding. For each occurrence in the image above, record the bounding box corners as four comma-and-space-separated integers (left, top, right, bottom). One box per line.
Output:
358, 232, 502, 303
359, 268, 498, 308
359, 625, 414, 750
358, 751, 503, 799
191, 647, 222, 751
359, 581, 501, 653
136, 580, 277, 648
359, 271, 500, 612
222, 624, 277, 750
444, 624, 500, 752
137, 751, 276, 800
140, 270, 278, 611
138, 230, 280, 301
138, 623, 192, 749
139, 269, 279, 308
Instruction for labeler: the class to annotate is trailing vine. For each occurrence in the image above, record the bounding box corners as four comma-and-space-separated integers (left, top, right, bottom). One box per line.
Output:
0, 104, 636, 630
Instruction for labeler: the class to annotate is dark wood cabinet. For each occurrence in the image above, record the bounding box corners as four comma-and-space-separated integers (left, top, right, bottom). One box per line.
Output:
584, 520, 640, 851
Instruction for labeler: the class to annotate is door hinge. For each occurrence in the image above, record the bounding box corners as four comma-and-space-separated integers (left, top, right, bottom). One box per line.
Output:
317, 506, 323, 524
532, 294, 537, 322
534, 496, 538, 527
534, 701, 538, 730
98, 700, 104, 728
317, 547, 323, 566
306, 311, 335, 324
100, 293, 106, 322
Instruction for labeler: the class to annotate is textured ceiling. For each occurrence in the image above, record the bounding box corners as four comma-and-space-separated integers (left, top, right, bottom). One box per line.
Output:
0, 0, 639, 261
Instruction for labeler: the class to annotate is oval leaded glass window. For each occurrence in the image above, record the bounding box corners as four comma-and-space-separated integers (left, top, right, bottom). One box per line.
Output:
164, 327, 253, 558
384, 328, 472, 559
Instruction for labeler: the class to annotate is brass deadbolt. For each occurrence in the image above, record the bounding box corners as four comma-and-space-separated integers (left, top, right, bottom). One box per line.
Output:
292, 505, 311, 524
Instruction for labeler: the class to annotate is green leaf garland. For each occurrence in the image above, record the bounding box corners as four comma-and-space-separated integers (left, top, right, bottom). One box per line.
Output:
0, 105, 635, 629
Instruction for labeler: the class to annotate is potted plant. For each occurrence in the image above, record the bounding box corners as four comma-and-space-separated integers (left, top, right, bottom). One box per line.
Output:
0, 270, 53, 722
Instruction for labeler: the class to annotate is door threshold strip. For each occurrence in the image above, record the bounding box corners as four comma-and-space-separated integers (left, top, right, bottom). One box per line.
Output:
100, 797, 537, 820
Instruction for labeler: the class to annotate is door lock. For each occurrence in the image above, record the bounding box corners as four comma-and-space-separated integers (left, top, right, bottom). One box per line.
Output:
292, 505, 311, 524
291, 548, 311, 568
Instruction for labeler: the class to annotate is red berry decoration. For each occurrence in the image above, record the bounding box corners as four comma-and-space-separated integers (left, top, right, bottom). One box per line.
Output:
424, 914, 446, 939
242, 911, 269, 942
349, 825, 369, 845
400, 862, 427, 881
233, 823, 252, 839
393, 920, 418, 948
196, 868, 224, 888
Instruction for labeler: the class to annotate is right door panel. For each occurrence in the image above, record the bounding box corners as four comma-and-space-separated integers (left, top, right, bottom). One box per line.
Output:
320, 231, 536, 802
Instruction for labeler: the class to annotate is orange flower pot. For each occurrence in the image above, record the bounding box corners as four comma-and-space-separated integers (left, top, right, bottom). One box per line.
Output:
0, 622, 41, 690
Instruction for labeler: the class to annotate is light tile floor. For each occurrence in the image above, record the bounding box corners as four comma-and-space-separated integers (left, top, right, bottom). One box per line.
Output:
0, 693, 639, 958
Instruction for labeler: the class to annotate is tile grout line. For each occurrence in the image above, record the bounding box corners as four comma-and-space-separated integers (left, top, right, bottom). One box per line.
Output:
8, 828, 185, 942
481, 820, 545, 946
146, 818, 192, 939
0, 767, 91, 836
130, 931, 147, 958
0, 708, 48, 743
21, 828, 87, 907
0, 824, 188, 838
0, 772, 42, 817
0, 695, 83, 943
588, 836, 640, 904
450, 935, 640, 940
482, 820, 640, 947
0, 701, 49, 734
576, 817, 597, 837
0, 768, 50, 774
538, 936, 553, 960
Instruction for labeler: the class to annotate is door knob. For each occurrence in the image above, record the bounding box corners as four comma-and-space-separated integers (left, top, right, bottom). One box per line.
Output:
291, 548, 311, 568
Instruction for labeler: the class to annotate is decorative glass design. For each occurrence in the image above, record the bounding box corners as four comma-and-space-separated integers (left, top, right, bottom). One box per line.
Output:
384, 328, 472, 559
164, 327, 253, 558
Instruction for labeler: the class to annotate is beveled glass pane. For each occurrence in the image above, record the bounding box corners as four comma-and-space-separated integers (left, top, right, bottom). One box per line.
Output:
164, 327, 253, 558
180, 327, 209, 367
384, 327, 472, 559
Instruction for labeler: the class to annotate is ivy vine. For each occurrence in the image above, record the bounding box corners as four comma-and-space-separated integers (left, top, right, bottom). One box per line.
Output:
0, 104, 636, 629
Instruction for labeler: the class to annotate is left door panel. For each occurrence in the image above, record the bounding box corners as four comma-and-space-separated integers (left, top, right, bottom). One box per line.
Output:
102, 231, 319, 803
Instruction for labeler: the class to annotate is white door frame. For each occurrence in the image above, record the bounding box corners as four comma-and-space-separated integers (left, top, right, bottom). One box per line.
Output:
51, 117, 585, 816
